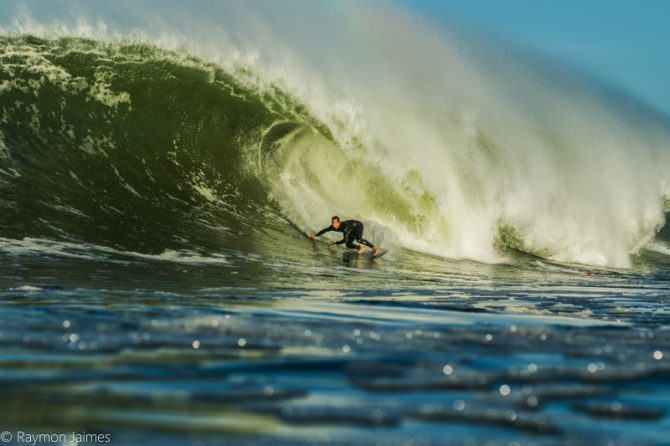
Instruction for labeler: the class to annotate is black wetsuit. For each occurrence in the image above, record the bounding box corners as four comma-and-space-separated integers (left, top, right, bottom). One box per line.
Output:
316, 220, 375, 250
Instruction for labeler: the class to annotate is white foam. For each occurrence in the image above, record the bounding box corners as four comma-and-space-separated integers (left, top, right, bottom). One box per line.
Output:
10, 285, 42, 291
0, 237, 101, 260
114, 249, 229, 265
0, 237, 229, 265
0, 130, 9, 160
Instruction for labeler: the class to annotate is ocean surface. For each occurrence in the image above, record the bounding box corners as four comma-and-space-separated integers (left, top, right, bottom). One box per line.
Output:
1, 3, 670, 445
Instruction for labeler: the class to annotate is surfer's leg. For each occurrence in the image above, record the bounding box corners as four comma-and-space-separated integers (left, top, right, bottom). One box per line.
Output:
357, 238, 375, 249
344, 231, 360, 250
353, 223, 375, 249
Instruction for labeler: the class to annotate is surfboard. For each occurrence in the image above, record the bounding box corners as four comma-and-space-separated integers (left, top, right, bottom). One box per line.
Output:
366, 249, 388, 260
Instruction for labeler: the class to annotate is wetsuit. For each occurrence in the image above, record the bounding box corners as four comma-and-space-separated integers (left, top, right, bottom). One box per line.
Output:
316, 220, 375, 250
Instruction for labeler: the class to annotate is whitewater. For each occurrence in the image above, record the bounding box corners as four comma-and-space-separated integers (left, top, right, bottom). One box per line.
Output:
0, 1, 669, 445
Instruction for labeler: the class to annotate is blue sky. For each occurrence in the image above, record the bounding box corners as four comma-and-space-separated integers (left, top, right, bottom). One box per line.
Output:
402, 0, 670, 118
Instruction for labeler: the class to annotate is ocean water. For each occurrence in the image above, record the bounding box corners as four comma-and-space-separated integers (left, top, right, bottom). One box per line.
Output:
1, 2, 670, 445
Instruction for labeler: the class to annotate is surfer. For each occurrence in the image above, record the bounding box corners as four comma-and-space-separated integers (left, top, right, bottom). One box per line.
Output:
309, 216, 380, 255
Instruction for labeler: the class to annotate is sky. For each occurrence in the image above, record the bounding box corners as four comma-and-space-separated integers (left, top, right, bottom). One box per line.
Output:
402, 0, 670, 118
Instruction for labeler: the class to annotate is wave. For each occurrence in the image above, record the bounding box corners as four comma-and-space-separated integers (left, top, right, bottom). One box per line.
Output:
0, 36, 307, 256
1, 2, 669, 268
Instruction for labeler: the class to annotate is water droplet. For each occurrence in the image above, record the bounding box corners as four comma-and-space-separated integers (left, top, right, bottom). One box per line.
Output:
499, 384, 511, 396
653, 350, 663, 360
192, 340, 200, 349
587, 362, 598, 373
342, 344, 351, 353
237, 338, 246, 347
442, 364, 454, 375
62, 320, 71, 329
453, 399, 465, 411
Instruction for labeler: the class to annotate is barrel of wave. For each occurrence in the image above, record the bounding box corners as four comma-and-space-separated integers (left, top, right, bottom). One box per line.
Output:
259, 127, 462, 257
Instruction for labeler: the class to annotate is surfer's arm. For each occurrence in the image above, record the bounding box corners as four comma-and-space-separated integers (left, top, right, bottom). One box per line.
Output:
327, 237, 346, 249
313, 226, 334, 238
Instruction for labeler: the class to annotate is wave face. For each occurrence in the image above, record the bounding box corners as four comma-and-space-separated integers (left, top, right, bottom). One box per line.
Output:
1, 2, 669, 267
0, 36, 316, 257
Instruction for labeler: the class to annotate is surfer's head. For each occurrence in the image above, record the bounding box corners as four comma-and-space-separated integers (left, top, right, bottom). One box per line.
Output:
331, 216, 340, 230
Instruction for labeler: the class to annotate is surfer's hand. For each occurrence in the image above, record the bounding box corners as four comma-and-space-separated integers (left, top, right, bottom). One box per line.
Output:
328, 242, 336, 249
308, 235, 316, 241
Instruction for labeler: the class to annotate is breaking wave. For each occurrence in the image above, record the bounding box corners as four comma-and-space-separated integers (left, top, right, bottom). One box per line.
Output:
1, 1, 669, 268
